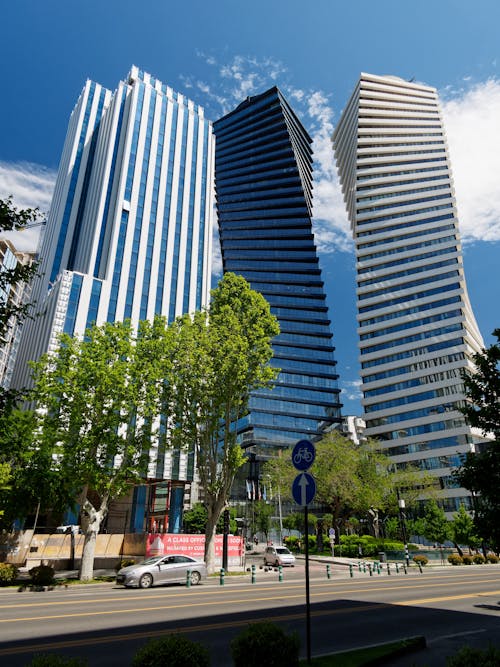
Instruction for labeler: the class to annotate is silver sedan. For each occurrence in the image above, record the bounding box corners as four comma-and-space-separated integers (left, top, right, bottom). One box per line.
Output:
116, 555, 207, 589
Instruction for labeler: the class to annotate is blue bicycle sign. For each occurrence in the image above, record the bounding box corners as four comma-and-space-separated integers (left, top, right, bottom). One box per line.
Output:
291, 439, 315, 471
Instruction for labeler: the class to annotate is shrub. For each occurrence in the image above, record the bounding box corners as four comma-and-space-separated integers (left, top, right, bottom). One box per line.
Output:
231, 621, 300, 667
487, 553, 499, 564
0, 562, 18, 585
473, 554, 485, 564
448, 554, 463, 566
283, 536, 300, 552
338, 534, 405, 558
446, 643, 500, 666
29, 565, 55, 586
413, 555, 428, 566
116, 558, 135, 571
462, 555, 473, 565
26, 655, 87, 666
132, 634, 210, 667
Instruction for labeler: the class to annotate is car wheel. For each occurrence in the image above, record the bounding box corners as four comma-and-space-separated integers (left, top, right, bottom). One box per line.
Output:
275, 559, 279, 566
190, 570, 201, 585
139, 573, 153, 589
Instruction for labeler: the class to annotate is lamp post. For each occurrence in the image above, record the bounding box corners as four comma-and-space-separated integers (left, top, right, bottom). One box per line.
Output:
398, 497, 410, 566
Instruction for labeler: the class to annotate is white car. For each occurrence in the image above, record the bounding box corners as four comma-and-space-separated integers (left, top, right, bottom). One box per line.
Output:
116, 555, 207, 588
264, 545, 296, 567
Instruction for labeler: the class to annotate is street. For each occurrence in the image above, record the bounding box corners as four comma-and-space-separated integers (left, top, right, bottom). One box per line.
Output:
0, 564, 498, 665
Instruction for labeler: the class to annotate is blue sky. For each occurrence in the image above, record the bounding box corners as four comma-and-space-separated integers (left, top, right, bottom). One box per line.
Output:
1, 0, 500, 414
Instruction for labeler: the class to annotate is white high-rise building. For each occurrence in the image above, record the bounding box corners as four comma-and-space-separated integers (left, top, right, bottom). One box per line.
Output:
11, 67, 215, 531
333, 73, 486, 515
0, 239, 36, 389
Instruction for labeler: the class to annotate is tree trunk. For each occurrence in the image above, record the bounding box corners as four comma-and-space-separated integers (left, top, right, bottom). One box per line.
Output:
79, 498, 108, 581
454, 541, 464, 558
204, 517, 218, 574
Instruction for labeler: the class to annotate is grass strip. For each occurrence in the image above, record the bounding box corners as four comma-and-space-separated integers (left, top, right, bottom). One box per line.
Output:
300, 636, 426, 666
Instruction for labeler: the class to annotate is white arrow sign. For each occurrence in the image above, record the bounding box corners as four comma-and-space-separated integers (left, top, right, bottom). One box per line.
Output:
299, 474, 310, 506
292, 472, 316, 507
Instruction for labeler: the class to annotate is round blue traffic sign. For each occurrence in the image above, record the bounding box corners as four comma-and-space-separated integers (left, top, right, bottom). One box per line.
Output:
291, 439, 316, 471
292, 472, 316, 507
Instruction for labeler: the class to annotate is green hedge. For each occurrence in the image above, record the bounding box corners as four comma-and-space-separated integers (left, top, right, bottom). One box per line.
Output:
446, 644, 500, 666
339, 534, 405, 558
231, 622, 299, 667
132, 634, 210, 667
448, 554, 463, 566
0, 562, 18, 585
29, 565, 55, 586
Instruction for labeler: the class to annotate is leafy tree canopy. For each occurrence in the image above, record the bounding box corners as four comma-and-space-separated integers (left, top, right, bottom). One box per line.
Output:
422, 500, 450, 545
456, 329, 500, 550
0, 197, 42, 411
29, 318, 166, 579
164, 273, 279, 571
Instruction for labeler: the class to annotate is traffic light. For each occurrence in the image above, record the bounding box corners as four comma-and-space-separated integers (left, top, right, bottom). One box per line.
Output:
223, 509, 230, 535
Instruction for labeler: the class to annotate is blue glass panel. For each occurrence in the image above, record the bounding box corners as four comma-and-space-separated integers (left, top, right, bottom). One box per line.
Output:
63, 273, 84, 335
50, 82, 97, 283
85, 278, 102, 330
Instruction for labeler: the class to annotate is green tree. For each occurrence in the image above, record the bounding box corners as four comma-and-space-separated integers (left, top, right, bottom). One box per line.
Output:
423, 500, 450, 545
0, 197, 42, 419
450, 504, 478, 557
165, 274, 279, 571
252, 501, 273, 540
0, 408, 69, 530
281, 511, 317, 536
30, 318, 165, 580
311, 432, 396, 534
0, 197, 41, 340
456, 329, 500, 550
183, 503, 208, 534
384, 516, 401, 541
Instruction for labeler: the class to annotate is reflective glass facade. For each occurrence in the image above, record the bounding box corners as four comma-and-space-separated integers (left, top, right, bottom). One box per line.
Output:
12, 67, 215, 495
333, 73, 488, 515
214, 87, 342, 455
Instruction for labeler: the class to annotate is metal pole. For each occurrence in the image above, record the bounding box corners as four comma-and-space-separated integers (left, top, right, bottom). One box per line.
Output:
305, 504, 311, 664
277, 485, 283, 544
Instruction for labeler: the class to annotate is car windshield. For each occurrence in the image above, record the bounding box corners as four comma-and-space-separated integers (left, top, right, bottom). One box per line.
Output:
137, 556, 165, 566
276, 548, 291, 554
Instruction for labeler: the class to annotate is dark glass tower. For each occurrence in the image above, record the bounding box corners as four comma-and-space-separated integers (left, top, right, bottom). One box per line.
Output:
214, 87, 342, 456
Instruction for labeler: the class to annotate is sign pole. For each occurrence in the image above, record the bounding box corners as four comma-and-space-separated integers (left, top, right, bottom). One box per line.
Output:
291, 439, 316, 666
304, 503, 311, 664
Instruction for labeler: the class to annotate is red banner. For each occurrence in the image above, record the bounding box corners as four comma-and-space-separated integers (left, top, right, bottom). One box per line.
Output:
145, 533, 244, 566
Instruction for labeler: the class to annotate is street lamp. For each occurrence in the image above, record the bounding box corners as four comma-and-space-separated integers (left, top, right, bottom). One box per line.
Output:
398, 497, 410, 566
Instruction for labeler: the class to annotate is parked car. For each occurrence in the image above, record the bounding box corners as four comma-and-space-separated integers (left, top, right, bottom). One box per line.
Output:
264, 545, 296, 567
116, 555, 207, 589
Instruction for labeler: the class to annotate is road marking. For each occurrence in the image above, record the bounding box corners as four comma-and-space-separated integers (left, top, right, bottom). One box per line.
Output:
428, 628, 486, 644
397, 590, 500, 606
1, 576, 499, 611
0, 603, 383, 656
2, 586, 500, 624
0, 590, 498, 658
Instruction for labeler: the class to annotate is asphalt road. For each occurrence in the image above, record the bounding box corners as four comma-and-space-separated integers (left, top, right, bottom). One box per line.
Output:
0, 563, 498, 666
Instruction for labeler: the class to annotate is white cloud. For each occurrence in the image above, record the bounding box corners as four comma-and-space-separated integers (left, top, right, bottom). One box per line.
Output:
441, 78, 500, 242
211, 223, 223, 279
340, 379, 363, 401
183, 54, 353, 261
0, 160, 56, 251
300, 88, 352, 253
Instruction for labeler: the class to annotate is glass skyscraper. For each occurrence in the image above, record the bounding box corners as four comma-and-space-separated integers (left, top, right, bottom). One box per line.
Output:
11, 67, 215, 530
333, 73, 487, 515
214, 87, 342, 459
